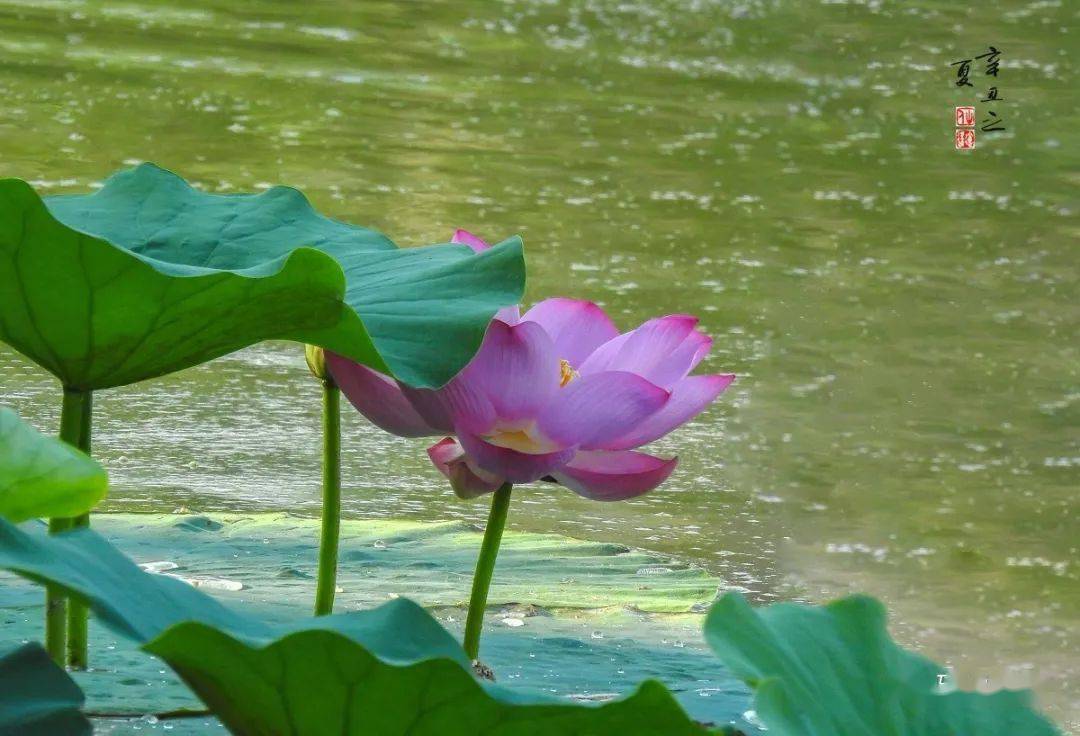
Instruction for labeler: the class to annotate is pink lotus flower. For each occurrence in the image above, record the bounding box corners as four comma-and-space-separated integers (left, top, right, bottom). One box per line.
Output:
327, 230, 734, 502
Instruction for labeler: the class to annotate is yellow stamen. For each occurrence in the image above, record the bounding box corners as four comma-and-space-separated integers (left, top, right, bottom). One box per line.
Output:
559, 358, 579, 387
486, 428, 543, 453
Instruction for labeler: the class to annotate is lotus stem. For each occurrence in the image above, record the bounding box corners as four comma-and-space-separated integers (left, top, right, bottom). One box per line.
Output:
47, 388, 92, 667
44, 517, 69, 665
314, 377, 341, 616
463, 482, 513, 661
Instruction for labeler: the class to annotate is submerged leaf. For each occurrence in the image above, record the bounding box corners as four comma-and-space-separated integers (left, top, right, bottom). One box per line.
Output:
0, 164, 525, 389
61, 512, 720, 614
0, 642, 89, 736
0, 408, 106, 522
0, 519, 708, 735
704, 592, 1061, 736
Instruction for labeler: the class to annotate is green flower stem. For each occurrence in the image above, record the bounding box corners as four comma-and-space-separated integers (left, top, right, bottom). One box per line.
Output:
46, 388, 92, 666
44, 516, 69, 665
66, 388, 93, 670
463, 483, 513, 661
313, 378, 341, 616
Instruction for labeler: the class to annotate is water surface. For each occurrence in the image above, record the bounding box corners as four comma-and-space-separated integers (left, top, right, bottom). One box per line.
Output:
0, 0, 1076, 729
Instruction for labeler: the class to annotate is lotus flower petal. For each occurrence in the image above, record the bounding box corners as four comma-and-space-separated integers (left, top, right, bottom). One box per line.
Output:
326, 354, 442, 437
552, 450, 678, 501
521, 297, 619, 367
399, 385, 455, 433
659, 330, 713, 386
539, 371, 669, 450
456, 320, 559, 423
451, 228, 490, 253
427, 438, 503, 499
605, 374, 735, 451
495, 305, 522, 325
457, 429, 576, 484
579, 315, 708, 389
437, 374, 499, 434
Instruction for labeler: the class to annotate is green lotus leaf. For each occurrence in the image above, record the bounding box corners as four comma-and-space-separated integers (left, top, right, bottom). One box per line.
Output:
0, 642, 89, 736
0, 164, 525, 390
0, 408, 106, 523
704, 592, 1061, 736
0, 518, 710, 735
149, 622, 702, 736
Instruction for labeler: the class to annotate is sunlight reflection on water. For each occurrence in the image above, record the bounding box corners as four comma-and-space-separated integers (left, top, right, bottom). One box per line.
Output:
0, 0, 1076, 727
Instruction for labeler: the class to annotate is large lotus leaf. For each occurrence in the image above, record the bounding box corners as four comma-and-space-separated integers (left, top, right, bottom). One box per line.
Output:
0, 164, 525, 390
0, 518, 710, 735
0, 407, 106, 522
704, 592, 1060, 736
149, 623, 702, 736
0, 642, 89, 736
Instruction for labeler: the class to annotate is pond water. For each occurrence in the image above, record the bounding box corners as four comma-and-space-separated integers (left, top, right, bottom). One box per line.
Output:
0, 0, 1076, 731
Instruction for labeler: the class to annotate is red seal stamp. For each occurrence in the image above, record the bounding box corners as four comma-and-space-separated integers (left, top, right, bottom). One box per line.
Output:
955, 106, 975, 127
955, 128, 975, 150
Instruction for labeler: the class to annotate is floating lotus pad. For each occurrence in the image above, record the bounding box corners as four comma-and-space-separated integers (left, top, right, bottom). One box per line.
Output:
13, 514, 1052, 733
0, 407, 106, 523
0, 518, 724, 735
0, 164, 525, 390
70, 512, 721, 614
0, 512, 748, 731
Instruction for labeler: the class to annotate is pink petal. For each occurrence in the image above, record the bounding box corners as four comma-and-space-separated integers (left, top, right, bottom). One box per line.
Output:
539, 371, 669, 451
520, 298, 619, 367
451, 229, 490, 253
399, 386, 454, 433
433, 376, 498, 434
579, 315, 711, 389
604, 374, 735, 451
428, 436, 466, 466
326, 353, 441, 437
494, 305, 521, 325
552, 450, 677, 501
660, 330, 712, 386
427, 438, 503, 499
457, 429, 576, 484
456, 320, 559, 424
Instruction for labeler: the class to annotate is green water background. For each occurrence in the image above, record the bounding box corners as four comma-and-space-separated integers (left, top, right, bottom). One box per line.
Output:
0, 0, 1076, 730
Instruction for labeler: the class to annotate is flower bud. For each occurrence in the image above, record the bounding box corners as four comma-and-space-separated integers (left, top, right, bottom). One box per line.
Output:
305, 344, 330, 383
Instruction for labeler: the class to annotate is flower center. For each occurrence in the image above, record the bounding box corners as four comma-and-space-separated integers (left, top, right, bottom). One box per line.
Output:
479, 360, 579, 455
483, 422, 558, 454
487, 428, 542, 452
559, 358, 579, 387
